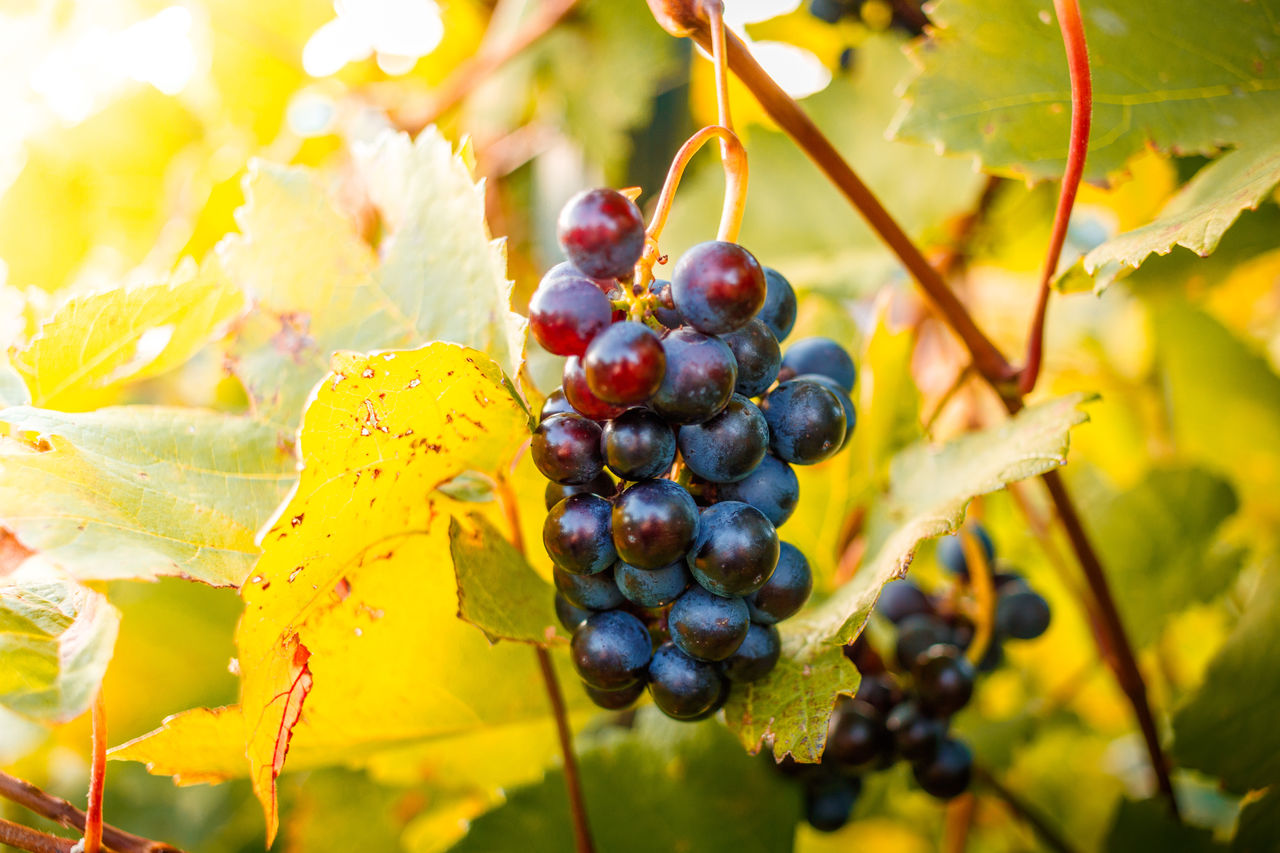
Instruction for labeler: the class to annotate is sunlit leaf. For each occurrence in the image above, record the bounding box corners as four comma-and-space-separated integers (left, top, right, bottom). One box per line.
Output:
449, 513, 560, 645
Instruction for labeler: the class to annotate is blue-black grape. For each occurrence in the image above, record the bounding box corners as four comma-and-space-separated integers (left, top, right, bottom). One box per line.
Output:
647, 279, 683, 329
779, 337, 856, 391
544, 471, 616, 511
804, 776, 861, 832
571, 609, 653, 690
557, 188, 645, 280
760, 379, 847, 465
531, 413, 603, 485
722, 622, 781, 682
671, 241, 766, 335
554, 591, 592, 631
995, 581, 1051, 640
539, 388, 575, 420
747, 542, 812, 623
668, 585, 750, 661
894, 613, 955, 670
543, 493, 617, 575
601, 408, 676, 481
936, 524, 996, 578
826, 699, 890, 767
648, 642, 728, 720
584, 680, 646, 710
615, 560, 691, 607
700, 454, 799, 528
854, 674, 903, 716
650, 328, 738, 424
759, 267, 798, 342
687, 501, 779, 597
554, 566, 624, 611
793, 373, 855, 451
721, 318, 781, 397
874, 579, 933, 624
913, 644, 975, 716
886, 701, 944, 762
677, 394, 769, 483
612, 479, 700, 569
912, 738, 972, 799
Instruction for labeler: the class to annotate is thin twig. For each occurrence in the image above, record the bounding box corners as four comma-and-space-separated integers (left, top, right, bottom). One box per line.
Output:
975, 766, 1078, 853
1019, 0, 1092, 395
960, 530, 996, 666
0, 772, 182, 853
942, 793, 974, 853
83, 691, 106, 853
0, 818, 75, 853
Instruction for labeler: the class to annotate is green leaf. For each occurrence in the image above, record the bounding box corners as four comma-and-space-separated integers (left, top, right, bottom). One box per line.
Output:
222, 127, 522, 427
1233, 787, 1280, 852
448, 711, 801, 853
1080, 467, 1241, 646
0, 578, 120, 722
726, 394, 1094, 760
449, 513, 560, 645
893, 0, 1280, 181
1105, 798, 1223, 853
0, 406, 297, 586
1076, 146, 1280, 291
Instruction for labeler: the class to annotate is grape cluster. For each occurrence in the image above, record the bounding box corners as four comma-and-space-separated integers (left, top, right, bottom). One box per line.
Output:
808, 0, 927, 36
531, 187, 857, 721
775, 523, 1052, 831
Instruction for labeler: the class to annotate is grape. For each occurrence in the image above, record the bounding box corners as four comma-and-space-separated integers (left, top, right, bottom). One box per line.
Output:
699, 454, 799, 528
722, 622, 781, 682
874, 579, 933, 624
612, 479, 700, 569
779, 337, 856, 391
760, 379, 847, 465
571, 609, 653, 690
913, 644, 975, 716
793, 373, 855, 451
894, 613, 955, 670
557, 188, 646, 279
601, 408, 676, 481
531, 413, 604, 485
687, 501, 779, 597
854, 674, 903, 716
528, 277, 612, 357
671, 241, 767, 334
543, 494, 617, 575
539, 388, 575, 420
686, 675, 731, 721
563, 356, 628, 421
721, 318, 781, 397
615, 560, 691, 607
544, 471, 616, 510
912, 738, 973, 799
650, 328, 738, 424
886, 701, 944, 762
759, 267, 798, 342
647, 642, 728, 720
746, 542, 812, 623
677, 395, 769, 484
936, 524, 995, 578
995, 581, 1051, 640
584, 680, 646, 710
583, 321, 667, 405
542, 260, 621, 298
646, 279, 683, 329
554, 592, 592, 631
668, 585, 749, 661
826, 699, 890, 767
803, 776, 860, 832
554, 566, 624, 611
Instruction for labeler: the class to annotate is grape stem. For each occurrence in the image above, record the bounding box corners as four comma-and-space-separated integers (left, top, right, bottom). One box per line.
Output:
942, 793, 975, 853
83, 691, 106, 853
1019, 0, 1093, 396
644, 0, 1179, 819
0, 819, 76, 853
0, 771, 182, 852
960, 530, 996, 667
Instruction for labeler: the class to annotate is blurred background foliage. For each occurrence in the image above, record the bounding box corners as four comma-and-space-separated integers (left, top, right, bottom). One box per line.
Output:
0, 0, 1278, 850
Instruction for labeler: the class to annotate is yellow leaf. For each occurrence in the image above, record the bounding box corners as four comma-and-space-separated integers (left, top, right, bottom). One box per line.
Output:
109, 705, 247, 786
10, 259, 244, 410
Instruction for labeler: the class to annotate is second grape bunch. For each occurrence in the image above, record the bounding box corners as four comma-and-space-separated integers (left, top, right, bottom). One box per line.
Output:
529, 187, 857, 721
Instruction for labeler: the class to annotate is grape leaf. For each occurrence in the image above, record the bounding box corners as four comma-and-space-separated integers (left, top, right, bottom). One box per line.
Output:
222, 127, 522, 427
0, 361, 29, 408
1071, 146, 1280, 292
448, 710, 801, 853
449, 514, 561, 645
1105, 797, 1222, 852
10, 258, 244, 410
111, 705, 249, 786
0, 406, 297, 586
892, 0, 1280, 181
0, 578, 120, 722
1233, 787, 1280, 852
1080, 467, 1242, 646
726, 394, 1093, 760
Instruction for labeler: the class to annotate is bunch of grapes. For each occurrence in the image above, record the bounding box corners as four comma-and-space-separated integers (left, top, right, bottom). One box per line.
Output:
529, 187, 857, 721
809, 0, 928, 36
775, 523, 1052, 831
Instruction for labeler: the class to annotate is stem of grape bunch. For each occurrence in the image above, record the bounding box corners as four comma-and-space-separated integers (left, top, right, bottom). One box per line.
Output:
0, 771, 183, 853
83, 690, 107, 853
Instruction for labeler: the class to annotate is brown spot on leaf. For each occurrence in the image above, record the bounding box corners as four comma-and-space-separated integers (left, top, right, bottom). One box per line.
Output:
291, 514, 305, 527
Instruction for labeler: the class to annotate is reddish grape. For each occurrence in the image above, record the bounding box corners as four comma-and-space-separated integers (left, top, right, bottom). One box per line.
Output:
557, 188, 646, 279
528, 277, 612, 357
583, 321, 667, 405
563, 356, 628, 420
671, 241, 767, 334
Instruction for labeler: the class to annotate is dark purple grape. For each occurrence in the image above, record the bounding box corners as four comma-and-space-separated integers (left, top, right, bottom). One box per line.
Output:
793, 373, 855, 451
686, 674, 731, 721
557, 188, 645, 279
544, 471, 616, 510
912, 738, 972, 799
615, 560, 690, 607
584, 680, 646, 710
886, 701, 945, 762
671, 241, 767, 335
936, 523, 995, 578
760, 379, 847, 465
530, 413, 603, 485
668, 585, 749, 661
542, 260, 620, 298
601, 408, 676, 481
721, 318, 781, 398
571, 609, 652, 690
803, 775, 860, 832
583, 321, 667, 405
650, 328, 738, 424
746, 542, 812, 623
894, 613, 955, 670
779, 337, 856, 391
874, 579, 933, 624
543, 493, 616, 575
648, 642, 728, 720
996, 581, 1051, 640
760, 267, 798, 342
612, 479, 700, 569
677, 395, 769, 483
563, 356, 627, 421
854, 674, 903, 716
554, 566, 624, 611
825, 699, 890, 767
687, 501, 779, 597
528, 278, 612, 357
539, 388, 576, 420
555, 592, 591, 631
913, 644, 975, 716
646, 279, 683, 329
700, 454, 799, 528
722, 622, 781, 682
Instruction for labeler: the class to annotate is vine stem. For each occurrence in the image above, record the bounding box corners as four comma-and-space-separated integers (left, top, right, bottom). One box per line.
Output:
496, 477, 595, 853
1019, 0, 1092, 396
961, 530, 996, 667
0, 772, 182, 853
942, 793, 974, 853
83, 690, 106, 853
0, 818, 75, 853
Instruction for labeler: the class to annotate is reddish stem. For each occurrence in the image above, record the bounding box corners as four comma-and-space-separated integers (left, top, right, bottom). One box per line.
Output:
83, 690, 106, 853
0, 819, 75, 853
1019, 0, 1092, 396
0, 772, 181, 853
